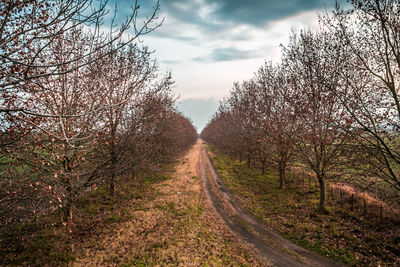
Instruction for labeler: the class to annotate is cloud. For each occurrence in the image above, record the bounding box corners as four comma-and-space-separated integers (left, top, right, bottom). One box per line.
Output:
194, 47, 261, 62
102, 0, 162, 27
161, 0, 221, 28
105, 0, 344, 119
151, 30, 199, 42
109, 0, 341, 37
156, 0, 333, 33
203, 0, 326, 26
177, 98, 220, 132
161, 59, 182, 65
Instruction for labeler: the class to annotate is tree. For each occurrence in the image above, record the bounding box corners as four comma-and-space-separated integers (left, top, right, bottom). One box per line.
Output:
282, 30, 351, 212
228, 81, 265, 168
255, 63, 296, 188
1, 27, 107, 227
97, 43, 155, 196
323, 0, 400, 195
0, 0, 164, 228
0, 0, 161, 147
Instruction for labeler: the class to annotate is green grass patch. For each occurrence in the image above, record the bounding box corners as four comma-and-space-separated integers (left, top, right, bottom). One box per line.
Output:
207, 146, 400, 266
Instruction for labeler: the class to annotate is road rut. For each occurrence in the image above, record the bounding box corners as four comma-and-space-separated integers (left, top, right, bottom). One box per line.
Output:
198, 142, 343, 267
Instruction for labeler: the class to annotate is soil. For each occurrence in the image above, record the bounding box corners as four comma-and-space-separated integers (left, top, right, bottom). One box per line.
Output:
199, 140, 343, 267
73, 139, 269, 266
73, 139, 344, 266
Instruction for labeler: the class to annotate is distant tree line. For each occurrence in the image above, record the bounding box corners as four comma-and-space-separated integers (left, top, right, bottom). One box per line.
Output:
201, 0, 400, 212
0, 0, 197, 229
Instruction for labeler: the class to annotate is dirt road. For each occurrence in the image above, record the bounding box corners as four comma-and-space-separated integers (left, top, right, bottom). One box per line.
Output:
198, 140, 343, 267
74, 140, 342, 266
74, 139, 268, 266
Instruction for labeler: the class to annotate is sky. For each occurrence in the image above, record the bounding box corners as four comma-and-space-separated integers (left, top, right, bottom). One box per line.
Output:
109, 0, 342, 132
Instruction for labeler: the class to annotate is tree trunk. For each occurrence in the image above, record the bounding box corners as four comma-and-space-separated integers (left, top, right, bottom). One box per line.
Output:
261, 160, 266, 175
278, 161, 286, 189
109, 153, 116, 197
109, 134, 117, 197
318, 176, 326, 213
363, 198, 367, 217
63, 183, 73, 229
62, 154, 74, 229
351, 194, 354, 211
109, 175, 115, 196
131, 164, 136, 180
63, 200, 73, 226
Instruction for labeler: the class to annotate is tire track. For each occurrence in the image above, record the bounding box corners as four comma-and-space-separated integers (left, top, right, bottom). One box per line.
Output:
199, 143, 343, 267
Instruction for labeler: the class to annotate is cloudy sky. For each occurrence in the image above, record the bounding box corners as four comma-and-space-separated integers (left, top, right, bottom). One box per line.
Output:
110, 0, 342, 132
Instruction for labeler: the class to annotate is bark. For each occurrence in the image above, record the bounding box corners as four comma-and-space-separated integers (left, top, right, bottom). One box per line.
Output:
109, 127, 117, 197
63, 179, 73, 228
62, 154, 74, 227
261, 160, 266, 175
131, 164, 136, 180
278, 161, 286, 189
109, 150, 117, 197
317, 175, 326, 213
63, 198, 73, 226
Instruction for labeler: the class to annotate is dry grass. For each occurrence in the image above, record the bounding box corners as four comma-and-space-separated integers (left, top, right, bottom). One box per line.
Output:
207, 146, 400, 266
1, 143, 267, 266
73, 142, 268, 266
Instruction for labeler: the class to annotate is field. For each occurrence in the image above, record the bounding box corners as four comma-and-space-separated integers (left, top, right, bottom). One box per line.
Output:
0, 144, 267, 266
207, 146, 400, 266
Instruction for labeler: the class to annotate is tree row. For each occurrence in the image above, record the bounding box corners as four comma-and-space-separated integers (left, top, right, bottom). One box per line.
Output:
201, 0, 400, 212
0, 0, 198, 229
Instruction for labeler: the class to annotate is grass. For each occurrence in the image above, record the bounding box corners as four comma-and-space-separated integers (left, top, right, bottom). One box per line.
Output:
121, 190, 261, 266
0, 215, 75, 265
122, 197, 256, 266
207, 145, 400, 266
87, 149, 268, 266
0, 170, 172, 266
1, 151, 268, 266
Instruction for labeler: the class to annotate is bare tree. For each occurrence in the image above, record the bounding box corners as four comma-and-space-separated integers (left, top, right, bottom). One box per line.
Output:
323, 0, 400, 195
0, 0, 161, 147
97, 43, 155, 196
0, 0, 164, 228
255, 63, 296, 188
282, 30, 351, 212
1, 27, 107, 227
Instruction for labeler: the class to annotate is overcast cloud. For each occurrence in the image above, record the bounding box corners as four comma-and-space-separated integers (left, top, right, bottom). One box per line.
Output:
108, 0, 341, 131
